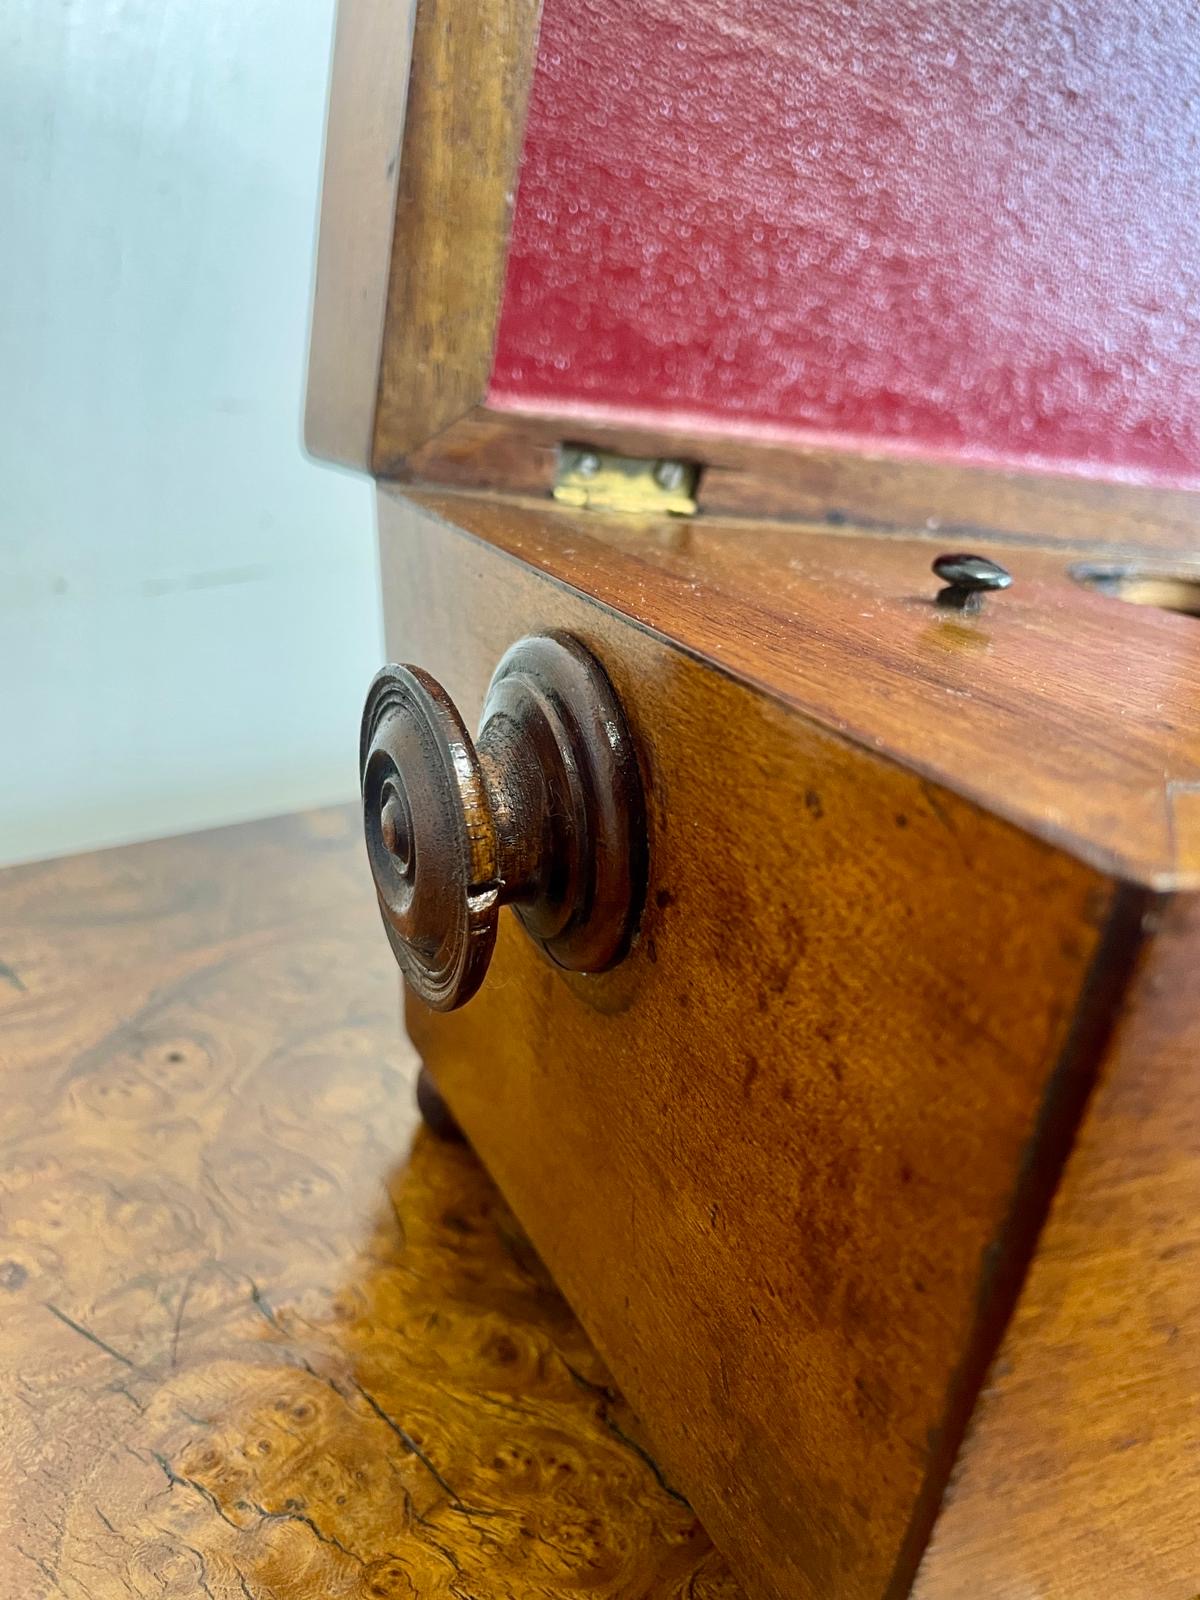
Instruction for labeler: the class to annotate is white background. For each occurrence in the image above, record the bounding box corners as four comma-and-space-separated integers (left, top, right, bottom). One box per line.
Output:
1, 0, 380, 866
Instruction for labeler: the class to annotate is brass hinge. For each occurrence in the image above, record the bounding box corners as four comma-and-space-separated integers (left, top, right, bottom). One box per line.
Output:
553, 445, 698, 516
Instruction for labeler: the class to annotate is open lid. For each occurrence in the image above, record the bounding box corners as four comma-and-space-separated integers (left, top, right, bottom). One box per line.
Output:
308, 0, 1200, 547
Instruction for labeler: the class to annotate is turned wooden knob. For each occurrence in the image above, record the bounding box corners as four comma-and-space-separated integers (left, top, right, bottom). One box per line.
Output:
359, 632, 646, 1011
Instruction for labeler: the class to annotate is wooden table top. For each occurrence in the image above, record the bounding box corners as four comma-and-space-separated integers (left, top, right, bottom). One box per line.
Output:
1, 806, 736, 1599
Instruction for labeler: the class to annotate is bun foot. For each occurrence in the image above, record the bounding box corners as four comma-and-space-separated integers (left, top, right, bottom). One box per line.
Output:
416, 1065, 465, 1143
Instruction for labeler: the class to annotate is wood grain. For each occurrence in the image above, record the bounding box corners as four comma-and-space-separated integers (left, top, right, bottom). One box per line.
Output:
0, 808, 737, 1600
405, 405, 1200, 554
305, 0, 416, 471
916, 889, 1200, 1600
379, 490, 1147, 1600
400, 488, 1200, 888
370, 0, 542, 470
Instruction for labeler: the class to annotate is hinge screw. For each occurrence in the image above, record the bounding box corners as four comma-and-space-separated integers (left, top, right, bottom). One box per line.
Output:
576, 451, 601, 478
654, 459, 686, 492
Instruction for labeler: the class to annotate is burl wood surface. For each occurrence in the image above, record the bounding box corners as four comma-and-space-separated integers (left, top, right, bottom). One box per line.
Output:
0, 809, 736, 1600
380, 492, 1148, 1600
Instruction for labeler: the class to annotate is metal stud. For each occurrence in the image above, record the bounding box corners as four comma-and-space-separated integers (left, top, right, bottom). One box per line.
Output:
932, 553, 1013, 614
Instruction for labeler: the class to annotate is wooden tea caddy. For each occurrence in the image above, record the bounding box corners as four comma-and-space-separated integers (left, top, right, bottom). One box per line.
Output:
306, 3, 1200, 1596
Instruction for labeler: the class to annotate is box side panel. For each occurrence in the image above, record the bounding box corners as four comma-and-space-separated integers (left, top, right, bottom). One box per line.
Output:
917, 891, 1200, 1600
378, 490, 1121, 1600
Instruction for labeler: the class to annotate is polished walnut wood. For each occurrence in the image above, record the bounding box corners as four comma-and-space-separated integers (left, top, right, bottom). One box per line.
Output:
378, 488, 1200, 1600
0, 809, 737, 1600
370, 0, 541, 466
400, 488, 1200, 886
405, 408, 1200, 554
361, 634, 646, 1011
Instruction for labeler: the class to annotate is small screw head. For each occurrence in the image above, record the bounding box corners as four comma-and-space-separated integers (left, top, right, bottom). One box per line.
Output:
933, 552, 1012, 612
575, 451, 601, 478
654, 459, 686, 492
379, 788, 412, 873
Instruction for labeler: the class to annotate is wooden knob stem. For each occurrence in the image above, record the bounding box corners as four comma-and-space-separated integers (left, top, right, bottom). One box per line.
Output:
359, 632, 646, 1011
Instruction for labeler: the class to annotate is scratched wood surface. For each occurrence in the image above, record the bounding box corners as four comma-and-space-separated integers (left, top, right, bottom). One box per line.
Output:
0, 808, 737, 1600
